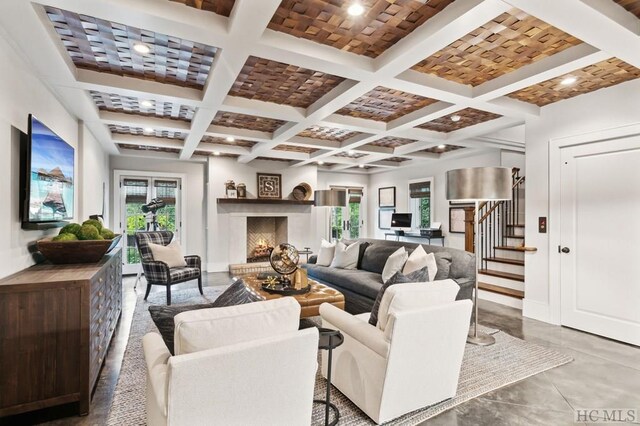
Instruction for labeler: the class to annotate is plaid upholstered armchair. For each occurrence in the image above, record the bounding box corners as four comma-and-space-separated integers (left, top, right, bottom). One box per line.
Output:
135, 231, 203, 305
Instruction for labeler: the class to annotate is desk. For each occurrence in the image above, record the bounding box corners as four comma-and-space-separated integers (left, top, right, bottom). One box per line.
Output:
384, 232, 445, 246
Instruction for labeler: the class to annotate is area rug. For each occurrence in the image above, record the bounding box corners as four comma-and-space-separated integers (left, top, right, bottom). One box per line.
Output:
107, 287, 573, 425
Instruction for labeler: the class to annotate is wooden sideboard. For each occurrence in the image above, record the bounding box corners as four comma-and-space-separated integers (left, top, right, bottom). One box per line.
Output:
0, 249, 122, 417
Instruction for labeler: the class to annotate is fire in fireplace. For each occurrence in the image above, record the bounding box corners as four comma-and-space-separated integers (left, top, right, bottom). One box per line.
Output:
246, 216, 288, 263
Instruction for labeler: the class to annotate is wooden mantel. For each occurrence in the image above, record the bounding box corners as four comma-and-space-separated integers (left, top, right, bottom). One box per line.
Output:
217, 198, 314, 206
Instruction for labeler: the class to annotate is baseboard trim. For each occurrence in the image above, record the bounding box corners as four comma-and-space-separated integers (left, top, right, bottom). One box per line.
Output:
523, 299, 555, 324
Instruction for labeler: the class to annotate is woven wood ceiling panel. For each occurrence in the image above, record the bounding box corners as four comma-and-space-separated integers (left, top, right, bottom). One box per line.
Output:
90, 91, 195, 122
229, 56, 346, 108
212, 111, 286, 133
336, 87, 437, 122
256, 156, 292, 162
268, 0, 455, 58
274, 144, 319, 154
169, 0, 236, 17
368, 136, 416, 148
194, 151, 240, 158
422, 144, 464, 153
334, 151, 368, 159
108, 124, 187, 139
200, 135, 257, 148
411, 8, 582, 86
614, 0, 640, 18
118, 143, 181, 154
507, 58, 640, 107
387, 156, 411, 162
45, 7, 217, 89
297, 125, 361, 141
417, 108, 501, 132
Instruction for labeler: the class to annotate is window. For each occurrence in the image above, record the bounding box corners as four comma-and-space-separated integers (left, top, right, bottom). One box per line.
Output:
409, 179, 432, 229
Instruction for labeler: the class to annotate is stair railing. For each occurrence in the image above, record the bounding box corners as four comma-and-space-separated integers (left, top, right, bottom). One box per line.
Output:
471, 168, 526, 269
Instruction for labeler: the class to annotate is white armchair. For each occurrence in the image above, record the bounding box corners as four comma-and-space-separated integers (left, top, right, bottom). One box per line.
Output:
142, 298, 319, 426
319, 279, 472, 424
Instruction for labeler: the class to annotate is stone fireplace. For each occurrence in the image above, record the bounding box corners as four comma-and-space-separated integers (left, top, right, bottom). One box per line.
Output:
246, 216, 288, 263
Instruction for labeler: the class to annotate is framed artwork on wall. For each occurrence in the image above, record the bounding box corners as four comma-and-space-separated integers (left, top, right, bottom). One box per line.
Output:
378, 208, 395, 230
378, 186, 396, 208
257, 173, 282, 199
449, 207, 467, 234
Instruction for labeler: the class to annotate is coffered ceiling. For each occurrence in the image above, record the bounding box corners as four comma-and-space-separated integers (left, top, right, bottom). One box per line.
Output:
3, 0, 639, 173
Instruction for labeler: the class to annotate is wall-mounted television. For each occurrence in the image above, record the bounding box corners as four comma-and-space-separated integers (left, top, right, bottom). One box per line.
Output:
23, 114, 74, 224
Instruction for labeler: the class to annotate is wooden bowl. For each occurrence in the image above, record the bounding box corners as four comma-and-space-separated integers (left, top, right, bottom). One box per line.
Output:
292, 182, 312, 201
37, 234, 122, 264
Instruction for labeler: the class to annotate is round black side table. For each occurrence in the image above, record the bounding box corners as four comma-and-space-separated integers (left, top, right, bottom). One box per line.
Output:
314, 327, 344, 426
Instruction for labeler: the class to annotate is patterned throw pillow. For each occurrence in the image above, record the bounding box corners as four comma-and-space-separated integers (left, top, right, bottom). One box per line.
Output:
368, 266, 429, 326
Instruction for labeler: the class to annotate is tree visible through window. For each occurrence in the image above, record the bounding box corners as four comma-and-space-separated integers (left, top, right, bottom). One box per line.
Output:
409, 179, 432, 229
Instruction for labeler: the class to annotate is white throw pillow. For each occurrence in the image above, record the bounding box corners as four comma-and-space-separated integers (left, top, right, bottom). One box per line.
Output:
316, 239, 336, 266
148, 240, 187, 268
403, 245, 438, 282
330, 241, 360, 269
381, 247, 408, 283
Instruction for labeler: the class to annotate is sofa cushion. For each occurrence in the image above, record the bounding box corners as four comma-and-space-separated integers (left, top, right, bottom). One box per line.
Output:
361, 244, 406, 274
369, 266, 429, 326
174, 297, 300, 355
148, 278, 259, 354
304, 264, 383, 300
317, 239, 336, 266
403, 245, 438, 281
342, 239, 370, 269
381, 247, 408, 283
434, 252, 453, 281
330, 241, 360, 269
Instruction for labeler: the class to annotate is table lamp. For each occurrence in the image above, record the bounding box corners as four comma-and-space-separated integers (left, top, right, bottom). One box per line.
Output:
446, 167, 512, 346
314, 189, 346, 241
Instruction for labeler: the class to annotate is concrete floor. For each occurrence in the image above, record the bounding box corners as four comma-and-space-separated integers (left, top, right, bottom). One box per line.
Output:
3, 273, 639, 426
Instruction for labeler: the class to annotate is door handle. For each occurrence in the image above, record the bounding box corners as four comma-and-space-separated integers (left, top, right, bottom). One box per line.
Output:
560, 246, 570, 254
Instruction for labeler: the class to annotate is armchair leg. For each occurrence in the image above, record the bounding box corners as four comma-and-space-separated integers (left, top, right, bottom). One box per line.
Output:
197, 275, 203, 295
144, 282, 152, 301
166, 285, 172, 305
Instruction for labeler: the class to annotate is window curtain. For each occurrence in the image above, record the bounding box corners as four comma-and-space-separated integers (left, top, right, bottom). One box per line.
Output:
348, 188, 363, 204
123, 178, 148, 203
154, 180, 178, 205
409, 181, 430, 198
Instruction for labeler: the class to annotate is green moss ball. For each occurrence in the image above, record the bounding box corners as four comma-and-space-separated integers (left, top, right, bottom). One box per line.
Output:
77, 224, 100, 240
100, 228, 115, 239
59, 223, 81, 236
82, 219, 103, 232
53, 233, 78, 242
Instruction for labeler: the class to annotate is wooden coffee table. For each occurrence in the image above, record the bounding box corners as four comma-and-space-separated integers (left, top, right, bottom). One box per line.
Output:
241, 274, 345, 318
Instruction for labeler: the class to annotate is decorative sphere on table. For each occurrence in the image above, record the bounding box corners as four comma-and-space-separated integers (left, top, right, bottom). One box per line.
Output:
269, 243, 299, 285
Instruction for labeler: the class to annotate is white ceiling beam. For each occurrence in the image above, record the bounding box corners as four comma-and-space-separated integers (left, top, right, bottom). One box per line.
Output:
504, 0, 640, 69
98, 111, 191, 132
180, 0, 283, 159
284, 136, 341, 150
195, 143, 251, 156
110, 134, 184, 149
221, 96, 306, 122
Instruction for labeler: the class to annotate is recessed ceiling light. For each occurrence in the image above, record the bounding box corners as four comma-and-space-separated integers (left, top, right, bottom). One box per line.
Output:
226, 136, 235, 142
347, 3, 365, 16
560, 76, 577, 86
213, 151, 220, 156
140, 100, 153, 108
358, 164, 365, 168
450, 115, 461, 122
143, 127, 154, 133
133, 43, 150, 54
317, 160, 324, 165
438, 144, 446, 149
348, 150, 356, 156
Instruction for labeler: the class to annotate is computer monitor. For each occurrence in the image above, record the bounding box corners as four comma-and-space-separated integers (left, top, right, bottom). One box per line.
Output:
391, 213, 412, 236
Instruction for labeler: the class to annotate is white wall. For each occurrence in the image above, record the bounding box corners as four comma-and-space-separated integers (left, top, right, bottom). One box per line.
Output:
207, 158, 318, 271
79, 124, 110, 223
523, 79, 640, 323
110, 156, 206, 259
0, 33, 109, 278
368, 151, 502, 251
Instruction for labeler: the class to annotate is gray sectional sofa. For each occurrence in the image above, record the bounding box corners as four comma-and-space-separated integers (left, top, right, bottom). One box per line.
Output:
303, 238, 476, 315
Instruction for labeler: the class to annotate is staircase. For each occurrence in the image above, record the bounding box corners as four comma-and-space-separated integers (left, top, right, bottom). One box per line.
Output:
473, 168, 534, 309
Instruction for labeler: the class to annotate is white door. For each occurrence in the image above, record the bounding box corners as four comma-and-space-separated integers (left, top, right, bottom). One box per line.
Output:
560, 135, 640, 346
